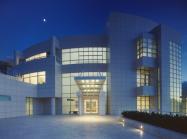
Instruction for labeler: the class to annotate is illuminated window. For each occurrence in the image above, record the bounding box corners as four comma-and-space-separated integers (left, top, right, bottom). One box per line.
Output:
169, 41, 182, 113
136, 38, 157, 59
137, 68, 151, 87
38, 72, 46, 84
22, 71, 46, 84
25, 52, 47, 62
137, 96, 152, 111
62, 72, 108, 114
62, 47, 108, 65
183, 98, 187, 115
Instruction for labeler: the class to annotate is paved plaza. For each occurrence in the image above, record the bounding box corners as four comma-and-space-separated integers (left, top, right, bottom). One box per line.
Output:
0, 115, 159, 139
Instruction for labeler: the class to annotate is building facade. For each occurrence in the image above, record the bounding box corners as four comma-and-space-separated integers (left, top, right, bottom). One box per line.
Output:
0, 12, 183, 118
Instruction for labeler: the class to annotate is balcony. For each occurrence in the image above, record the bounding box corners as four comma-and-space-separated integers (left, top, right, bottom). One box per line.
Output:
136, 86, 156, 96
136, 57, 156, 68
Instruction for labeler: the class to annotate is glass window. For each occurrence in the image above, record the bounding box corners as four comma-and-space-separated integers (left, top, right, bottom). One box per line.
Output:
30, 76, 37, 84
62, 47, 108, 65
38, 75, 45, 84
23, 74, 29, 78
62, 53, 70, 61
136, 38, 157, 59
25, 52, 47, 62
38, 71, 45, 76
22, 71, 46, 85
137, 96, 152, 112
24, 78, 30, 83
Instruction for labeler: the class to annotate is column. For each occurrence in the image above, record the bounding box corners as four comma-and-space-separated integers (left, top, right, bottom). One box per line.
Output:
77, 91, 83, 115
51, 98, 56, 115
99, 91, 107, 115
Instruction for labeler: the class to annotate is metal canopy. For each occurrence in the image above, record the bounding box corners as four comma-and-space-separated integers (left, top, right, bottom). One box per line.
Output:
74, 76, 106, 96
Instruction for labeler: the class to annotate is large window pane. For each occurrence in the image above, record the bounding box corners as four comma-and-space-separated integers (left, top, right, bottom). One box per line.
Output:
22, 71, 46, 85
62, 47, 108, 65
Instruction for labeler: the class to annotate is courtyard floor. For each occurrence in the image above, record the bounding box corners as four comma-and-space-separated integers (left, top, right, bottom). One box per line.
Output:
0, 115, 159, 139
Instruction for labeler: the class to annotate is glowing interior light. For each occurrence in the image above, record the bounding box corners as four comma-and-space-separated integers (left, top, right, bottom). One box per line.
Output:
96, 80, 99, 82
81, 80, 85, 83
92, 80, 95, 82
86, 80, 89, 83
87, 85, 90, 87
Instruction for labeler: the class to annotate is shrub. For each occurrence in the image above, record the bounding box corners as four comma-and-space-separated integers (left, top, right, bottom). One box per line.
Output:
122, 111, 187, 134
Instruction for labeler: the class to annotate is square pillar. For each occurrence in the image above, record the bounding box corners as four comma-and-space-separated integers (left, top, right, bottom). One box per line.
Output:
99, 91, 107, 115
51, 98, 56, 115
77, 92, 83, 115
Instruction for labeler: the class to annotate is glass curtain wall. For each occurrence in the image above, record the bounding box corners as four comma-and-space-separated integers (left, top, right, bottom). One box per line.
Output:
169, 41, 182, 113
62, 47, 108, 65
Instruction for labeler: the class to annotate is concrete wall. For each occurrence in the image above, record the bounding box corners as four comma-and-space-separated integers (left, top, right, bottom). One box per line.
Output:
0, 73, 37, 118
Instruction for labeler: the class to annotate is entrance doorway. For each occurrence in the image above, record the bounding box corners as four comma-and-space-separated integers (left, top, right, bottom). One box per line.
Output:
84, 99, 98, 114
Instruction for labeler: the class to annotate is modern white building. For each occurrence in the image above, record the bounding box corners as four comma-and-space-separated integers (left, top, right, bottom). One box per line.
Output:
0, 12, 183, 118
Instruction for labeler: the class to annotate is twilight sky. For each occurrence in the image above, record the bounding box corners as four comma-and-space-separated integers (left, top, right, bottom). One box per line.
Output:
0, 0, 187, 80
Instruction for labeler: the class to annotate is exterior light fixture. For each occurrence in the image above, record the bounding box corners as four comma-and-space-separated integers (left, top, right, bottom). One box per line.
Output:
140, 125, 143, 130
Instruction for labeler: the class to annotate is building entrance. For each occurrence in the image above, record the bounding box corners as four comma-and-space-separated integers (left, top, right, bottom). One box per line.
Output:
84, 99, 98, 114
75, 75, 106, 115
